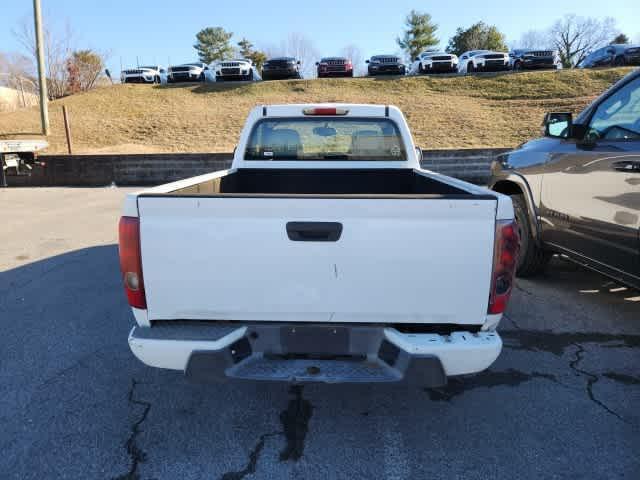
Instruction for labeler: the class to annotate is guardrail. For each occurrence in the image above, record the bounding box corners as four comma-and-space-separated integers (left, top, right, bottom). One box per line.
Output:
4, 148, 512, 187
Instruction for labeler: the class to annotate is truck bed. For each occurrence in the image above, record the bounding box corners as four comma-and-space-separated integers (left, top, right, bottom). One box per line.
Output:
164, 169, 477, 197
135, 168, 499, 325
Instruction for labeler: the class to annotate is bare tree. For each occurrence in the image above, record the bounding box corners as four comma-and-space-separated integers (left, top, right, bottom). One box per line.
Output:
13, 16, 75, 98
549, 14, 617, 67
340, 44, 365, 76
0, 51, 34, 88
516, 30, 553, 50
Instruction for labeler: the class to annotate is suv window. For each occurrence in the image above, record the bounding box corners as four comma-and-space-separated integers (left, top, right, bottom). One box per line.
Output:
589, 78, 640, 141
245, 118, 407, 161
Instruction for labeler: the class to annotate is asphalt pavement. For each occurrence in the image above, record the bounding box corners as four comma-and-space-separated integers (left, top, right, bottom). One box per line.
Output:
1, 187, 638, 480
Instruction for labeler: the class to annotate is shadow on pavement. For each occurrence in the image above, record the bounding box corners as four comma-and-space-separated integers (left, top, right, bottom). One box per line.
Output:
1, 244, 638, 479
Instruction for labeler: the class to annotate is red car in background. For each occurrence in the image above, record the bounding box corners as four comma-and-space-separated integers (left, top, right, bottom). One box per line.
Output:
316, 57, 353, 78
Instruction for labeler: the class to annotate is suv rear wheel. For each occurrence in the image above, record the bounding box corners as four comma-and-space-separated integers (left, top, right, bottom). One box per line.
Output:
511, 194, 552, 277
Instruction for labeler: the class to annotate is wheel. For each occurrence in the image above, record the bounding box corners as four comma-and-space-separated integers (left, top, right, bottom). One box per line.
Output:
613, 56, 626, 67
154, 75, 160, 84
513, 61, 522, 71
247, 69, 254, 81
199, 72, 205, 82
467, 62, 475, 73
348, 71, 354, 77
511, 194, 552, 277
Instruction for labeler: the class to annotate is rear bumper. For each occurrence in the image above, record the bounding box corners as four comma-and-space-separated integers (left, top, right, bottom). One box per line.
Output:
128, 323, 502, 385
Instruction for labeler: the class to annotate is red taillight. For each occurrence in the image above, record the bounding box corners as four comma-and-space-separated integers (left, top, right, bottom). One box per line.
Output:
118, 216, 146, 309
488, 219, 519, 314
302, 107, 349, 115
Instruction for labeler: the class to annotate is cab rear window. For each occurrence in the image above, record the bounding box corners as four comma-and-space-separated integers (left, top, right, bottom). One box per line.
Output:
244, 118, 407, 161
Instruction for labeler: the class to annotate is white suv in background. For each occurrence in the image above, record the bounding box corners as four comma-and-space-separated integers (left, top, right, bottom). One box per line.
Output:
458, 51, 510, 74
167, 62, 213, 83
120, 65, 167, 84
213, 59, 261, 82
410, 50, 459, 74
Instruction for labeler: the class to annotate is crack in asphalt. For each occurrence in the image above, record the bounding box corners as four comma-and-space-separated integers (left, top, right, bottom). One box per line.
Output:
425, 368, 558, 401
113, 379, 152, 480
602, 372, 640, 386
279, 385, 314, 461
219, 385, 314, 479
514, 282, 534, 296
502, 327, 636, 425
219, 432, 282, 480
568, 343, 627, 424
501, 328, 640, 356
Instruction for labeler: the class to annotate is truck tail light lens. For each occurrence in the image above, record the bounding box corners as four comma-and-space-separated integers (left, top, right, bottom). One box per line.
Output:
118, 216, 147, 309
302, 107, 349, 115
488, 219, 519, 314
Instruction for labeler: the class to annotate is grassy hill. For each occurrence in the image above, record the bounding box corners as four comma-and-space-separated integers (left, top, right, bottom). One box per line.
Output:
0, 68, 633, 154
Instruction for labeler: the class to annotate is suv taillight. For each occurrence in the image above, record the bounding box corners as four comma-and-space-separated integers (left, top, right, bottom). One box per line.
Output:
118, 216, 146, 309
488, 219, 519, 314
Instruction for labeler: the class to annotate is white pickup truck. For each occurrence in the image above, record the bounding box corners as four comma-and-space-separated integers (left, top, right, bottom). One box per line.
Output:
119, 103, 518, 386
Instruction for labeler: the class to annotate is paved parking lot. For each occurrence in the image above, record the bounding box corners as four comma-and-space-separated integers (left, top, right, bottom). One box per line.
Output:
1, 187, 639, 480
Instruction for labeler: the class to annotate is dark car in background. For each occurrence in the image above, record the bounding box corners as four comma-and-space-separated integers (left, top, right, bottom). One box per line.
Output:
366, 55, 406, 76
579, 44, 640, 68
262, 57, 302, 80
509, 49, 561, 71
489, 69, 640, 289
316, 57, 353, 78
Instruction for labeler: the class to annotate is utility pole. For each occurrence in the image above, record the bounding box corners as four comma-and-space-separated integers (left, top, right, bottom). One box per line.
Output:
33, 0, 49, 135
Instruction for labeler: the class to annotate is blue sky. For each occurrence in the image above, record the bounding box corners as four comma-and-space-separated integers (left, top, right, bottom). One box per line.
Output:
1, 0, 638, 74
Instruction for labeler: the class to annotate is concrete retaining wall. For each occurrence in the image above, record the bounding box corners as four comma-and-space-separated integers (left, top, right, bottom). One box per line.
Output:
5, 148, 511, 187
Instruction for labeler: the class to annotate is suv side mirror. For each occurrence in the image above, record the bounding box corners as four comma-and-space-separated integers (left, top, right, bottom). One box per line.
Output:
366, 60, 370, 63
544, 112, 572, 138
415, 146, 423, 162
297, 60, 301, 65
414, 57, 420, 62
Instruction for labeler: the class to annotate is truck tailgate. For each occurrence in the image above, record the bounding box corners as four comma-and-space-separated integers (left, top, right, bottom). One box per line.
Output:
138, 196, 497, 325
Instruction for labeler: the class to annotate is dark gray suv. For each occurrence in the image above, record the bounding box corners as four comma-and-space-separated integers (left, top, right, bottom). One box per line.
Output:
579, 44, 640, 68
489, 69, 640, 289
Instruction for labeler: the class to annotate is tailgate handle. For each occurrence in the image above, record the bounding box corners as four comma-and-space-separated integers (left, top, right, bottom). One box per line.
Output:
286, 222, 343, 242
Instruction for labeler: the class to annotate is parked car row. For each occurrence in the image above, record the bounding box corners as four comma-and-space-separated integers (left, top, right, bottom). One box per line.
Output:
120, 43, 640, 85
